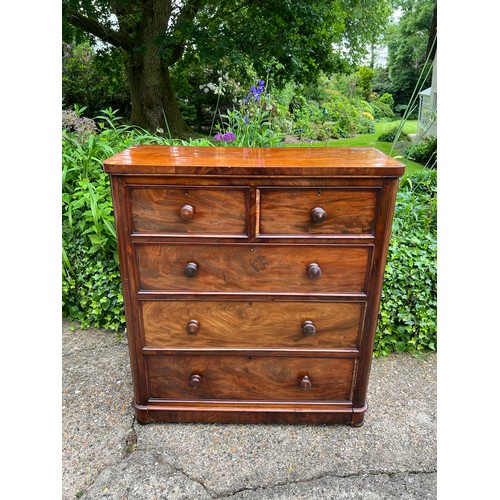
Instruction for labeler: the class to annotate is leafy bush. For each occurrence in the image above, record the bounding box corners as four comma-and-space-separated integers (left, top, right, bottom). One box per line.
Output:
379, 92, 395, 110
355, 66, 375, 101
405, 135, 437, 168
62, 43, 130, 119
358, 115, 376, 134
375, 169, 437, 356
370, 99, 395, 120
62, 108, 221, 331
296, 121, 340, 142
62, 108, 166, 331
378, 126, 409, 143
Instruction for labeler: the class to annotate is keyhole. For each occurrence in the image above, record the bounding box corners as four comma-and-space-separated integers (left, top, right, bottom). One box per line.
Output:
317, 190, 321, 196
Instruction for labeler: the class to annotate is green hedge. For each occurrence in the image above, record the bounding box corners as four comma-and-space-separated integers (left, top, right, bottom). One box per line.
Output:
62, 120, 437, 355
375, 169, 437, 356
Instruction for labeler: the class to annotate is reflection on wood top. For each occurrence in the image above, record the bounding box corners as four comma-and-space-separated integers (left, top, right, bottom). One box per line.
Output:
103, 145, 405, 177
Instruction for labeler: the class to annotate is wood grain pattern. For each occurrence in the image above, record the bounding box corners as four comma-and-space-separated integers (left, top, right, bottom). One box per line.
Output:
131, 186, 248, 235
259, 188, 377, 236
104, 146, 405, 177
141, 300, 363, 349
136, 243, 371, 293
147, 354, 355, 401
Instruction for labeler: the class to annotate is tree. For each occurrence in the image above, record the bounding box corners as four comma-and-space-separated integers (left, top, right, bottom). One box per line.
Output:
62, 42, 130, 118
356, 66, 375, 101
63, 0, 393, 137
386, 0, 436, 107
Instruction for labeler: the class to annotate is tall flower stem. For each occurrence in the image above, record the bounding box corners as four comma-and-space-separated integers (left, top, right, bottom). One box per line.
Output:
209, 80, 224, 137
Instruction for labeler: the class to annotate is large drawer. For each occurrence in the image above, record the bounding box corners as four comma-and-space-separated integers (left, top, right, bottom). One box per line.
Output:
130, 186, 248, 236
258, 188, 378, 236
147, 354, 355, 401
141, 300, 364, 349
136, 243, 372, 294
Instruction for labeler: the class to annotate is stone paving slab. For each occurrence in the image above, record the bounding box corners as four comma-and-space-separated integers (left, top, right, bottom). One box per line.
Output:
62, 319, 437, 499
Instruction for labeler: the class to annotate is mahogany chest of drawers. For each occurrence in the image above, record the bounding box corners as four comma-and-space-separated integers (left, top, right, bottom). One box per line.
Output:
103, 146, 404, 426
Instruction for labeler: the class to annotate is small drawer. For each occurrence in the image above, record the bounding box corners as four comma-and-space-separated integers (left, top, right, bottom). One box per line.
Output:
141, 300, 364, 349
136, 244, 371, 294
258, 188, 378, 236
147, 354, 355, 401
130, 187, 248, 236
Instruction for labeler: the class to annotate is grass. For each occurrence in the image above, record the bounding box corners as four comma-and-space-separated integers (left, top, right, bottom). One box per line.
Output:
286, 120, 424, 174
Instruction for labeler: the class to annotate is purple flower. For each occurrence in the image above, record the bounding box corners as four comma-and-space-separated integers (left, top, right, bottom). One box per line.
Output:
258, 80, 265, 86
222, 132, 236, 142
214, 133, 224, 141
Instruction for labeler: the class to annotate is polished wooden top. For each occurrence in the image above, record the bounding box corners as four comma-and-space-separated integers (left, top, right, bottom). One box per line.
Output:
103, 145, 405, 177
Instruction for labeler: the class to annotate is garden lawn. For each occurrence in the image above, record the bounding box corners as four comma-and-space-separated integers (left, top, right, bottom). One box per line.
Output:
292, 120, 423, 174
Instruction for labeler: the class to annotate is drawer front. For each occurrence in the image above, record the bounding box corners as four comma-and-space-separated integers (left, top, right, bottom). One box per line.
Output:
147, 354, 355, 401
259, 188, 378, 236
142, 300, 363, 349
136, 244, 371, 294
130, 187, 248, 235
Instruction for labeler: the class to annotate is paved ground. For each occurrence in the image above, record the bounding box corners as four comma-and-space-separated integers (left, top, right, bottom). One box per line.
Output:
62, 318, 437, 499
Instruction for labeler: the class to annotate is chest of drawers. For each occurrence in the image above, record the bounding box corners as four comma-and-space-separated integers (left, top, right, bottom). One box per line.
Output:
103, 145, 404, 426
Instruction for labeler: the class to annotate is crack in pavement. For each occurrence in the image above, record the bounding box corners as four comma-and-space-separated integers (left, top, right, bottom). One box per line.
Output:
213, 469, 438, 499
83, 417, 436, 500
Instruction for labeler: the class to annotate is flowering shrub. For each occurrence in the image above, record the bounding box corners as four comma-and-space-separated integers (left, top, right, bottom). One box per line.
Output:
213, 77, 284, 147
62, 107, 98, 143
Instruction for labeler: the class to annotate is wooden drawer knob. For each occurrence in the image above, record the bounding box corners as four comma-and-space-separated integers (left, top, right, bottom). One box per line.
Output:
311, 207, 327, 223
184, 262, 198, 278
307, 263, 321, 279
186, 319, 200, 335
302, 320, 316, 337
299, 375, 312, 390
179, 204, 195, 220
189, 374, 202, 388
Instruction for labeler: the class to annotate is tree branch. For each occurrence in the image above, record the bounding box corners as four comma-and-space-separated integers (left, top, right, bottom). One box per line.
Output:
65, 6, 136, 51
211, 0, 253, 23
165, 0, 204, 66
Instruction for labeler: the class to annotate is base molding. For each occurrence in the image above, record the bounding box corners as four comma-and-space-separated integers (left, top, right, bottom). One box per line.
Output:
132, 400, 367, 426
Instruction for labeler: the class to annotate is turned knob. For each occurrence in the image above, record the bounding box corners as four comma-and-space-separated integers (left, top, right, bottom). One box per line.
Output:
184, 262, 198, 278
302, 320, 316, 337
299, 375, 312, 390
189, 374, 202, 388
179, 204, 195, 220
311, 207, 327, 223
186, 319, 200, 335
307, 263, 321, 279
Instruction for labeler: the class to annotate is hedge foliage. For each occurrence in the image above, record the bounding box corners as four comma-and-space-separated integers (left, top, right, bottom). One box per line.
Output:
375, 169, 437, 356
62, 117, 437, 356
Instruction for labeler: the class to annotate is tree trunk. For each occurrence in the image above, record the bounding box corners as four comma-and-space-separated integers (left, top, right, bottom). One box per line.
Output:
65, 0, 201, 138
126, 51, 193, 138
